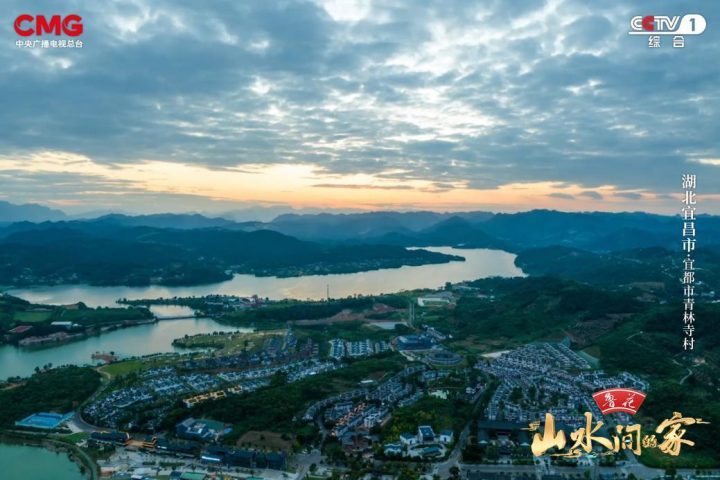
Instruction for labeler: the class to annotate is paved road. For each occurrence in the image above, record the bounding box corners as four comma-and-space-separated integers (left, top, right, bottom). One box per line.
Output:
433, 378, 491, 478
294, 449, 324, 480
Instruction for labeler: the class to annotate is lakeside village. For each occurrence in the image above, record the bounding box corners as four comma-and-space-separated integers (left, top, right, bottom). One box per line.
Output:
0, 290, 690, 480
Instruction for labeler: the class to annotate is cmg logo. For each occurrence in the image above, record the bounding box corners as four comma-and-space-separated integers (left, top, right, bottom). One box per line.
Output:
14, 14, 83, 37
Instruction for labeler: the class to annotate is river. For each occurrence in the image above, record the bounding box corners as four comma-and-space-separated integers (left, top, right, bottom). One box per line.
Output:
1, 248, 524, 380
0, 443, 86, 480
7, 248, 523, 307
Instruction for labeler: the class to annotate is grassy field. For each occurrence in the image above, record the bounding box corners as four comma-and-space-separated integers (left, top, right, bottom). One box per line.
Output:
97, 354, 184, 378
172, 330, 284, 354
55, 432, 90, 444
12, 310, 53, 323
98, 359, 149, 378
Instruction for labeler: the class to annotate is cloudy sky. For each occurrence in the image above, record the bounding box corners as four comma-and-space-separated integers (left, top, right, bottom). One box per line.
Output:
1, 0, 719, 216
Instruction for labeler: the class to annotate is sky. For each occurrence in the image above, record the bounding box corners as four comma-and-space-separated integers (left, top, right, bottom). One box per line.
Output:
1, 0, 719, 217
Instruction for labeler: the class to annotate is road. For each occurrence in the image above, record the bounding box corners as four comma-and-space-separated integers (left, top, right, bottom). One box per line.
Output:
433, 377, 490, 478
294, 449, 324, 480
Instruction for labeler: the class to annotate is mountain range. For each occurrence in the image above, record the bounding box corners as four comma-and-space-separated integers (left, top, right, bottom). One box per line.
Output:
2, 201, 718, 288
3, 202, 719, 253
0, 201, 67, 224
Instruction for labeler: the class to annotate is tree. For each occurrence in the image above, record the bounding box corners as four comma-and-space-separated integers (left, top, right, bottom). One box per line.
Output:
269, 370, 288, 388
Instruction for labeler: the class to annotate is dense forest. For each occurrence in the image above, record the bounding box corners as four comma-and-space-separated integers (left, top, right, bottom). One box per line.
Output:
515, 245, 720, 295
0, 224, 461, 287
0, 367, 101, 428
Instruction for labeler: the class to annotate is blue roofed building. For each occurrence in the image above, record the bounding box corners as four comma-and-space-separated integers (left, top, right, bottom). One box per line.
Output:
15, 412, 74, 430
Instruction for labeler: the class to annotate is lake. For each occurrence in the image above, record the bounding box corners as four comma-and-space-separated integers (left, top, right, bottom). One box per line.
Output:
0, 443, 86, 480
1, 248, 524, 379
7, 248, 524, 307
0, 317, 237, 380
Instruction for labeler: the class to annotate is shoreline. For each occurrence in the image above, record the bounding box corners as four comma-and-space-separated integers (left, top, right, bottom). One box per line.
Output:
1, 250, 466, 291
4, 317, 161, 351
0, 431, 98, 480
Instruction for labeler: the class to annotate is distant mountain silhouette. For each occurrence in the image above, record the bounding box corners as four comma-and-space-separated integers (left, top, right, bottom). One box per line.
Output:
0, 201, 67, 224
92, 213, 238, 230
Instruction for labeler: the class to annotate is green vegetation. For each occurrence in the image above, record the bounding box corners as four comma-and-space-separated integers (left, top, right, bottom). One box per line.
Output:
423, 275, 720, 467
172, 330, 283, 354
423, 277, 641, 353
163, 354, 409, 443
382, 397, 470, 442
0, 224, 461, 287
218, 295, 408, 328
590, 302, 720, 468
55, 306, 152, 326
0, 295, 153, 341
0, 366, 101, 428
98, 359, 149, 378
12, 310, 53, 323
0, 294, 32, 332
515, 245, 720, 295
55, 432, 90, 444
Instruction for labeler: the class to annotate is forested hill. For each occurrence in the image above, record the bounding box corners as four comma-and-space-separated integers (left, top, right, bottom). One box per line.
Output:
0, 224, 461, 287
514, 244, 720, 297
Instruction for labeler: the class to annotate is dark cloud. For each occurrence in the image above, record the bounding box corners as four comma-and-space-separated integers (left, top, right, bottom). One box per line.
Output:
548, 193, 575, 200
579, 191, 604, 200
615, 192, 643, 199
1, 0, 719, 210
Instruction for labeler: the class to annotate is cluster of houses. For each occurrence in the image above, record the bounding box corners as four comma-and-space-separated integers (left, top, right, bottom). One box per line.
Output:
303, 365, 427, 422
83, 386, 154, 427
328, 338, 391, 359
145, 372, 223, 397
84, 355, 333, 429
383, 425, 454, 459
331, 403, 390, 437
88, 422, 287, 472
302, 365, 436, 457
303, 389, 368, 422
477, 343, 649, 427
184, 360, 338, 408
179, 337, 317, 371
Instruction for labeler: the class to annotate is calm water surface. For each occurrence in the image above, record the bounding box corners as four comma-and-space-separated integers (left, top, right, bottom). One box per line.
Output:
1, 248, 524, 380
0, 317, 236, 380
8, 248, 524, 307
0, 444, 85, 480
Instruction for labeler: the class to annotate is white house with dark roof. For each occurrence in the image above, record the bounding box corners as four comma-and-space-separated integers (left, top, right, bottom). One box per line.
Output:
400, 432, 417, 446
439, 429, 454, 444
